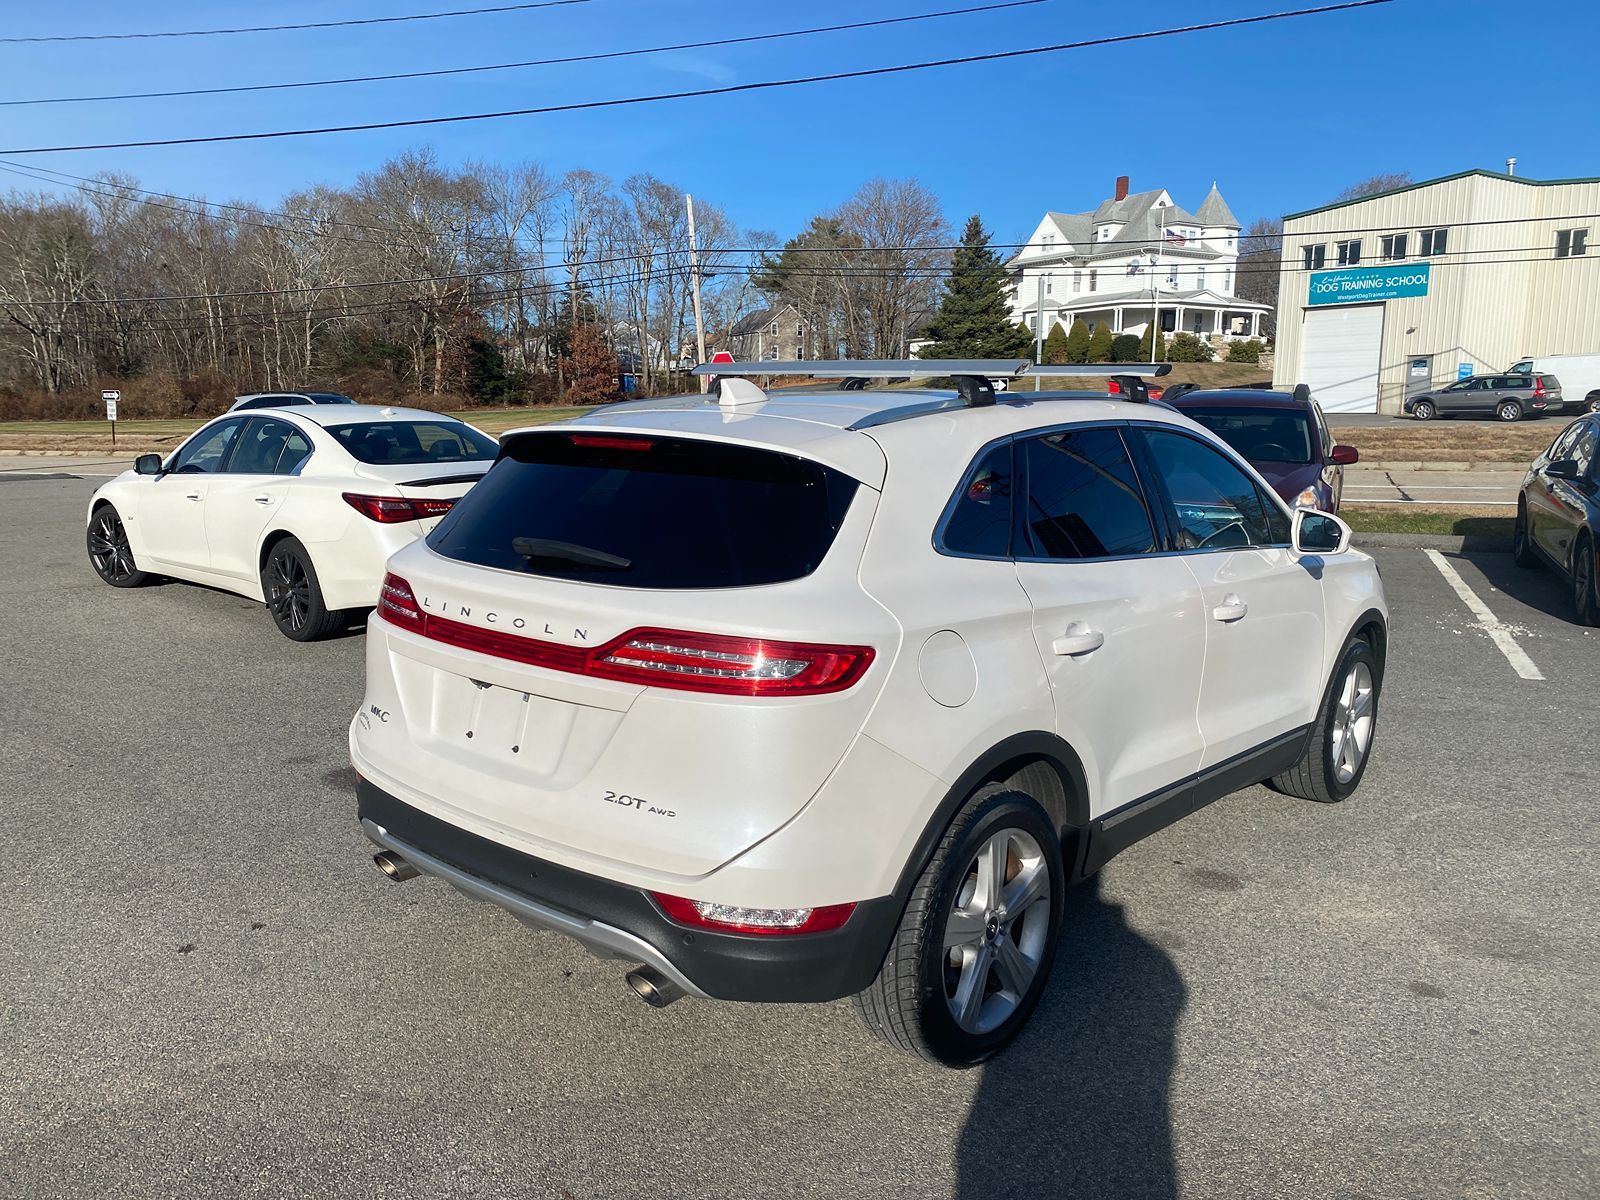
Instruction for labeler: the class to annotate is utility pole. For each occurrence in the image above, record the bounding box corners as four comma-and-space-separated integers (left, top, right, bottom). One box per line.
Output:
685, 193, 709, 393
1034, 269, 1045, 391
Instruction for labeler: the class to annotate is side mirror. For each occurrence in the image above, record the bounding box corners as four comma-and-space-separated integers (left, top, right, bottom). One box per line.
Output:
1545, 458, 1581, 481
1292, 508, 1351, 556
135, 453, 164, 476
1330, 444, 1360, 465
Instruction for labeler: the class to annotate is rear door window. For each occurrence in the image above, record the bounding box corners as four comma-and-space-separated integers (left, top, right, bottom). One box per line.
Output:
1018, 428, 1157, 560
427, 431, 861, 589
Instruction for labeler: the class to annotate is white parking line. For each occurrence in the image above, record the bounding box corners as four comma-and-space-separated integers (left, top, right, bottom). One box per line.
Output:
1423, 548, 1545, 680
1344, 499, 1517, 506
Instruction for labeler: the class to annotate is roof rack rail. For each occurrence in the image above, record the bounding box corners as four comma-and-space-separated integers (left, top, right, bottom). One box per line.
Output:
692, 359, 1171, 409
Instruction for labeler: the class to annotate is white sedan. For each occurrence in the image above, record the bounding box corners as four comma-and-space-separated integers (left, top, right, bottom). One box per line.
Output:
85, 405, 498, 640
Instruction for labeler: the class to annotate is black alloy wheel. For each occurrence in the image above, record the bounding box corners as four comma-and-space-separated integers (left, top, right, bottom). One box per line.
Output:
86, 505, 151, 587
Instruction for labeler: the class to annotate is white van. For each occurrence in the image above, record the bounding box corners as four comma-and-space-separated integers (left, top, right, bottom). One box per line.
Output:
1507, 355, 1600, 414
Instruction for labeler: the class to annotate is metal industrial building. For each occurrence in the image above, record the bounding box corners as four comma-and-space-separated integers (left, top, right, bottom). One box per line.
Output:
1271, 170, 1600, 412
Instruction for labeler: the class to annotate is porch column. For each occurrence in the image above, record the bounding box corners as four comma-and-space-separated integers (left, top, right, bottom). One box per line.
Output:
1251, 311, 1261, 337
1114, 307, 1123, 332
1175, 305, 1184, 335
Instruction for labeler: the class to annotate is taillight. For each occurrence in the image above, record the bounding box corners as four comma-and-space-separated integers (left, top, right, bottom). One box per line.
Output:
343, 492, 456, 523
372, 603, 874, 697
650, 892, 857, 936
1106, 379, 1123, 395
569, 434, 654, 451
1533, 377, 1545, 396
589, 629, 874, 695
376, 572, 424, 632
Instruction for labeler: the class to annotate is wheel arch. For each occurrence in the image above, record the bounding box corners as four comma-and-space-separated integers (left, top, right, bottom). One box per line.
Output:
258, 527, 308, 574
889, 731, 1093, 908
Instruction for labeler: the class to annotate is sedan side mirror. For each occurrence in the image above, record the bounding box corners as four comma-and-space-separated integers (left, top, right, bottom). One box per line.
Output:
1545, 457, 1581, 481
1292, 508, 1351, 556
1330, 444, 1360, 465
134, 453, 164, 476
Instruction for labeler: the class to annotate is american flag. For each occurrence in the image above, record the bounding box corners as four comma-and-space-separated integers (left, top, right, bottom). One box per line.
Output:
1164, 229, 1187, 247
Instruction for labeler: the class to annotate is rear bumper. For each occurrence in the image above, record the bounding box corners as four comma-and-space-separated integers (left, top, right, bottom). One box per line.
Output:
357, 780, 901, 1003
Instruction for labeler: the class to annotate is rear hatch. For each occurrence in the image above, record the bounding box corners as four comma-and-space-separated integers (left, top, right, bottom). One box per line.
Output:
357, 427, 896, 879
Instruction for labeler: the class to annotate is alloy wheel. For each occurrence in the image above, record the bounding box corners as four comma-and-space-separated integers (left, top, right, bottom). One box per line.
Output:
267, 551, 311, 633
942, 828, 1051, 1035
1498, 402, 1521, 422
1413, 401, 1434, 421
1329, 660, 1375, 784
1576, 544, 1597, 624
88, 509, 135, 582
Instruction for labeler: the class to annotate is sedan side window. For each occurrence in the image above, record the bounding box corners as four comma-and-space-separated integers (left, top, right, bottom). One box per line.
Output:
1140, 429, 1281, 550
277, 428, 313, 475
169, 418, 245, 474
940, 442, 1014, 557
1571, 423, 1597, 477
1019, 428, 1156, 560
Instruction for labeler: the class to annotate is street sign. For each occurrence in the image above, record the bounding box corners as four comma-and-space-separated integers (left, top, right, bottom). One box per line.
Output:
102, 388, 120, 421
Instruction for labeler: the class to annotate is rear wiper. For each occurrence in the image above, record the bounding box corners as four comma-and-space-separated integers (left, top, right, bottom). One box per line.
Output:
511, 537, 631, 571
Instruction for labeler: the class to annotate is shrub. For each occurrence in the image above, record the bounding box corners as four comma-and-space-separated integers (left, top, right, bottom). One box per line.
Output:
1226, 338, 1264, 364
1042, 323, 1071, 365
1109, 334, 1142, 363
1063, 319, 1092, 364
1165, 332, 1215, 363
1087, 324, 1115, 363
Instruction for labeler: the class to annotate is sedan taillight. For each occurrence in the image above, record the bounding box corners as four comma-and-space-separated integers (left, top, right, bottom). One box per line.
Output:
343, 492, 456, 523
372, 581, 873, 698
651, 892, 857, 935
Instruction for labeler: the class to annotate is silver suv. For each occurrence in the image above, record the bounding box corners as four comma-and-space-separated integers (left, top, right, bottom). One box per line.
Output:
1405, 374, 1562, 422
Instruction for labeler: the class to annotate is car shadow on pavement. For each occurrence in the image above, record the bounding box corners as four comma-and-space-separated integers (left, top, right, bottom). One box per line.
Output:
1456, 550, 1576, 624
955, 874, 1184, 1200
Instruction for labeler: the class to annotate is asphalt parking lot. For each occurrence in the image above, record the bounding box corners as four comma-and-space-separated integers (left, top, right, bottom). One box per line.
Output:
3, 474, 1597, 1200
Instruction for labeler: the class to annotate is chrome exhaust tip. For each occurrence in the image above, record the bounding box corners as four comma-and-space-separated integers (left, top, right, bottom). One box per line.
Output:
625, 965, 685, 1008
373, 850, 420, 882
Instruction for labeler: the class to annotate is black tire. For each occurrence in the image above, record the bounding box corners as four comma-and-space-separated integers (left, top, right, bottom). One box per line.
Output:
86, 503, 152, 588
1497, 400, 1523, 422
1587, 395, 1600, 414
1411, 399, 1435, 421
853, 785, 1065, 1068
261, 536, 345, 641
1572, 533, 1600, 627
1512, 500, 1538, 569
1271, 635, 1382, 804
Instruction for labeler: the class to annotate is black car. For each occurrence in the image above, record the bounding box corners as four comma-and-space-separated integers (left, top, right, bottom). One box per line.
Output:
1515, 413, 1600, 623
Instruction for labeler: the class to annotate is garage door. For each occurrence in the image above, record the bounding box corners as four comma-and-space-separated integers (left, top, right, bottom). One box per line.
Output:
1300, 304, 1383, 413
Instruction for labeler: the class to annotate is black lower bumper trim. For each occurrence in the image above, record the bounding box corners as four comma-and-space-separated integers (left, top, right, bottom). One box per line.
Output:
357, 780, 900, 1004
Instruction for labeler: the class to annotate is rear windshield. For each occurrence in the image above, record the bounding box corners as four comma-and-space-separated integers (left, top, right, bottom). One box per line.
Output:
326, 420, 497, 465
427, 431, 860, 589
1179, 406, 1314, 465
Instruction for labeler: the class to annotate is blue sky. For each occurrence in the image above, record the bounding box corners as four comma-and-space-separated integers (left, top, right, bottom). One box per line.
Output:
0, 0, 1591, 245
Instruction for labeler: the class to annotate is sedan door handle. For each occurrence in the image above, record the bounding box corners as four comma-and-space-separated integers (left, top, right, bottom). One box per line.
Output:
1212, 594, 1248, 622
253, 495, 274, 505
1051, 623, 1105, 657
184, 492, 203, 502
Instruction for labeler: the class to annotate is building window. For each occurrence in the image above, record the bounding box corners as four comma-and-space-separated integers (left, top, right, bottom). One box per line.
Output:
1419, 228, 1448, 256
1556, 229, 1589, 258
1042, 233, 1054, 250
1302, 244, 1326, 270
1336, 239, 1362, 266
1223, 269, 1232, 293
1045, 273, 1054, 295
1072, 270, 1082, 292
1380, 233, 1408, 260
1167, 265, 1178, 287
1196, 268, 1206, 291
1089, 270, 1098, 292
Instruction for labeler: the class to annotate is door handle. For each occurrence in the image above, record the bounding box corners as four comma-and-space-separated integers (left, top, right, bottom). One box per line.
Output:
184, 492, 202, 502
1212, 594, 1248, 622
1051, 623, 1105, 657
253, 496, 274, 505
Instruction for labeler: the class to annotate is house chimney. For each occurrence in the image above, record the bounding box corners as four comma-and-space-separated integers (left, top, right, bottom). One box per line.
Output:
1114, 175, 1130, 201
1506, 156, 1517, 177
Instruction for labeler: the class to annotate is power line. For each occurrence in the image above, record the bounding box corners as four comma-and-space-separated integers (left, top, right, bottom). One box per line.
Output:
0, 1, 591, 45
0, 2, 1393, 155
0, 2, 1051, 108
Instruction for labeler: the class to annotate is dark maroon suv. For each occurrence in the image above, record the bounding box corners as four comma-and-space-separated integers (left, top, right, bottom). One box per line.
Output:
1167, 385, 1359, 512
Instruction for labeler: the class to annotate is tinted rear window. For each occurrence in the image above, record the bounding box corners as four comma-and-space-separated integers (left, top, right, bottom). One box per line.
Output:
326, 420, 497, 465
426, 431, 860, 589
1179, 406, 1314, 464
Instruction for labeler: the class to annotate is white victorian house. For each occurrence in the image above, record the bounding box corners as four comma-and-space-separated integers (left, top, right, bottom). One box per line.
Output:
1006, 177, 1269, 345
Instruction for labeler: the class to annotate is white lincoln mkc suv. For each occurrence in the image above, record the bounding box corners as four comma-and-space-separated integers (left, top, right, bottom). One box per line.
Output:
350, 360, 1388, 1066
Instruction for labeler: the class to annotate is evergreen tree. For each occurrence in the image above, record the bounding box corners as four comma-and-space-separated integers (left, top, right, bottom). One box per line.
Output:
1109, 334, 1141, 364
1087, 324, 1115, 364
561, 324, 618, 404
918, 215, 1034, 360
1064, 319, 1092, 364
1137, 325, 1167, 362
1042, 323, 1070, 365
